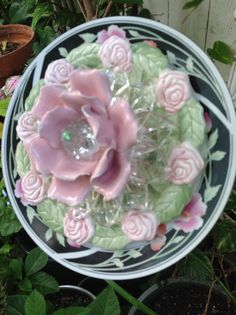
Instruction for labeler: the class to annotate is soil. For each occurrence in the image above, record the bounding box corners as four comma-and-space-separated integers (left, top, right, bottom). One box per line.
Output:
48, 288, 93, 309
0, 42, 21, 56
135, 285, 235, 315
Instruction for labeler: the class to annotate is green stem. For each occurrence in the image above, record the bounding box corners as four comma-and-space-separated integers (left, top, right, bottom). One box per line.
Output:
190, 253, 236, 305
106, 280, 158, 315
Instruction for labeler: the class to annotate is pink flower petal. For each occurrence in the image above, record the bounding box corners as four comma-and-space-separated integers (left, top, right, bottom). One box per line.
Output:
107, 25, 126, 40
97, 29, 109, 44
108, 98, 138, 151
184, 193, 207, 217
69, 70, 112, 109
204, 112, 212, 132
39, 106, 80, 149
28, 137, 97, 180
32, 85, 65, 119
91, 150, 131, 200
173, 216, 204, 233
48, 176, 91, 206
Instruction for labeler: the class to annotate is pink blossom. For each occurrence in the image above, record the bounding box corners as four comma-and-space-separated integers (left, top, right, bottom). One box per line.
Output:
204, 112, 212, 132
155, 69, 191, 113
15, 172, 46, 205
3, 76, 21, 96
166, 142, 204, 184
150, 224, 167, 251
97, 25, 126, 44
45, 59, 74, 85
16, 112, 38, 141
21, 69, 138, 206
144, 40, 157, 48
64, 208, 95, 247
99, 35, 132, 72
121, 210, 158, 241
173, 193, 207, 232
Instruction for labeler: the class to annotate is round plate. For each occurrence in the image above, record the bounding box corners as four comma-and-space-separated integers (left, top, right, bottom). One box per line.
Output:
2, 17, 236, 280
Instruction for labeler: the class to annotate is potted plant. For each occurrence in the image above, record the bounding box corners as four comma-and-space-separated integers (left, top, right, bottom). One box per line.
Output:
0, 24, 34, 87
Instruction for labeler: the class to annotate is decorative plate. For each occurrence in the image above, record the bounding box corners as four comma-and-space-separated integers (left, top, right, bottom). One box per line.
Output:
2, 17, 236, 280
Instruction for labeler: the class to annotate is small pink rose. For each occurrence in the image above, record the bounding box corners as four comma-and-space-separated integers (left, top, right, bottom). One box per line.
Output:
121, 210, 157, 241
144, 40, 157, 48
97, 25, 126, 44
166, 142, 204, 184
16, 171, 46, 205
173, 193, 207, 232
45, 59, 74, 85
64, 208, 94, 247
16, 112, 38, 141
156, 70, 191, 113
99, 35, 132, 72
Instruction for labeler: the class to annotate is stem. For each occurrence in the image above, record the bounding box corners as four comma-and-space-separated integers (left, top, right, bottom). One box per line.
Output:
106, 280, 158, 315
103, 0, 113, 17
190, 253, 236, 305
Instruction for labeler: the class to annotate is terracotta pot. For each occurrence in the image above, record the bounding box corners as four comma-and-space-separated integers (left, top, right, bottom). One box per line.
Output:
0, 24, 34, 87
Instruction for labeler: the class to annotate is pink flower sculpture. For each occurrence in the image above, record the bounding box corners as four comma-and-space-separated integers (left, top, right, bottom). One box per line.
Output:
45, 59, 74, 85
173, 193, 207, 232
15, 172, 46, 205
156, 69, 191, 113
16, 112, 38, 141
97, 25, 127, 44
167, 142, 204, 184
204, 112, 212, 132
121, 210, 158, 241
98, 34, 132, 72
64, 208, 95, 247
21, 69, 137, 206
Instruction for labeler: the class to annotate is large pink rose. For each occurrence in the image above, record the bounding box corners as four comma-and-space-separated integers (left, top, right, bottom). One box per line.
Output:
20, 69, 138, 206
64, 208, 94, 247
166, 142, 204, 184
121, 210, 158, 241
156, 69, 191, 113
98, 35, 132, 72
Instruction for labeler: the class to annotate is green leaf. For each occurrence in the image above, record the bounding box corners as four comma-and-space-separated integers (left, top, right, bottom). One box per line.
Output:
56, 233, 65, 247
52, 307, 90, 315
178, 249, 213, 280
31, 271, 59, 295
138, 8, 152, 19
186, 57, 194, 72
89, 287, 120, 315
25, 80, 45, 111
30, 3, 54, 30
24, 248, 48, 277
128, 30, 141, 37
79, 33, 97, 43
0, 97, 11, 117
167, 51, 176, 65
66, 43, 101, 69
0, 243, 13, 255
15, 142, 30, 178
9, 258, 23, 280
58, 47, 68, 58
207, 41, 234, 65
178, 98, 206, 147
37, 199, 67, 233
6, 295, 27, 315
150, 184, 191, 222
208, 129, 218, 150
45, 229, 53, 241
92, 226, 129, 250
183, 0, 205, 10
26, 206, 36, 224
18, 278, 32, 292
204, 185, 221, 203
9, 2, 33, 24
25, 290, 46, 315
0, 206, 22, 236
213, 220, 236, 253
210, 151, 226, 161
131, 43, 168, 82
128, 249, 142, 258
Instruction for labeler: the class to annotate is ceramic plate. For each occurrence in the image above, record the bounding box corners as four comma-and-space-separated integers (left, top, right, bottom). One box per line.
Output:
2, 17, 236, 280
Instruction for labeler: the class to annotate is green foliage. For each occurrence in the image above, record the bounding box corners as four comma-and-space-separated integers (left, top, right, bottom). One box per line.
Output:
0, 98, 11, 117
183, 0, 205, 10
0, 197, 22, 236
212, 220, 236, 253
207, 41, 234, 65
92, 226, 129, 250
25, 290, 46, 315
89, 286, 120, 315
178, 249, 213, 280
24, 248, 48, 277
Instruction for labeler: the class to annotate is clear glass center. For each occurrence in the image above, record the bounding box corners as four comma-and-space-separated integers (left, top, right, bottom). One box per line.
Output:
61, 121, 97, 159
